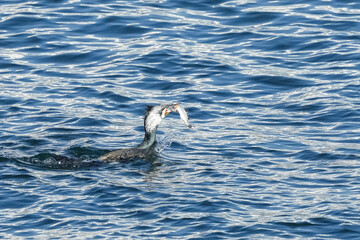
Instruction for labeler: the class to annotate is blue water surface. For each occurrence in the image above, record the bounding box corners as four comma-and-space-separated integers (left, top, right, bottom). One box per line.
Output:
1, 0, 360, 239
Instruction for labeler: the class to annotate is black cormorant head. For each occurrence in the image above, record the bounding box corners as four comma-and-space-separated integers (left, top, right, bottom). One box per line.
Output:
144, 103, 178, 133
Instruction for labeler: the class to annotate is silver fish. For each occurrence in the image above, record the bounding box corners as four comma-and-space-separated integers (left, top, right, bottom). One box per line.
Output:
174, 104, 192, 128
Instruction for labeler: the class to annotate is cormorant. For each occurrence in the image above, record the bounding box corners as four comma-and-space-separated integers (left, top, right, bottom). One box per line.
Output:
99, 103, 180, 162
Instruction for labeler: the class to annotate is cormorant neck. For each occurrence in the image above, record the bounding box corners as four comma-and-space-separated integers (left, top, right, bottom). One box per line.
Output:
137, 128, 157, 149
137, 106, 164, 149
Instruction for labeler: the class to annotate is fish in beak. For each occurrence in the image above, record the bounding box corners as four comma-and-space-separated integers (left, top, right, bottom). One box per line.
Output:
172, 103, 192, 128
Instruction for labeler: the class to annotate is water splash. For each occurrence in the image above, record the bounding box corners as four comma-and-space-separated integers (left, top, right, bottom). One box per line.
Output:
155, 129, 178, 153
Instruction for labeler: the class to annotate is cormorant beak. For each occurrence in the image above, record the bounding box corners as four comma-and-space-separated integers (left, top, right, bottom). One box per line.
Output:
169, 103, 180, 112
161, 103, 180, 118
161, 107, 172, 118
164, 108, 172, 116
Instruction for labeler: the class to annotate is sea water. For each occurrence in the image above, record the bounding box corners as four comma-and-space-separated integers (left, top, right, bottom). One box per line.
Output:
1, 0, 360, 238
